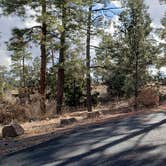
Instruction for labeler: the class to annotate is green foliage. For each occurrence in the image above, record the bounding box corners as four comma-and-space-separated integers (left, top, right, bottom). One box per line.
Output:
94, 0, 157, 99
0, 75, 3, 97
118, 0, 155, 97
159, 13, 166, 58
0, 0, 162, 111
47, 66, 57, 99
64, 79, 85, 106
27, 57, 41, 89
0, 66, 8, 97
107, 69, 126, 97
47, 46, 86, 106
7, 28, 32, 87
63, 47, 86, 107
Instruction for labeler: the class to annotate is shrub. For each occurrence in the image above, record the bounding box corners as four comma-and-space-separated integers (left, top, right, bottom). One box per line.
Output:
137, 87, 159, 107
0, 105, 29, 125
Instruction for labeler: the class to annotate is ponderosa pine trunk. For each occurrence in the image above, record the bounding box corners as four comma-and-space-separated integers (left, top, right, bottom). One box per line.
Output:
56, 2, 66, 115
86, 6, 92, 112
51, 49, 55, 67
134, 51, 139, 111
40, 0, 47, 114
22, 55, 25, 88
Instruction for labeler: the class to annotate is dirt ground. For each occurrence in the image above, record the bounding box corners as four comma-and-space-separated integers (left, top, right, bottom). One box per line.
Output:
1, 103, 166, 156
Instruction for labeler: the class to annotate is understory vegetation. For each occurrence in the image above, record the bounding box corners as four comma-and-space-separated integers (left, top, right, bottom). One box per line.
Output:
0, 0, 165, 124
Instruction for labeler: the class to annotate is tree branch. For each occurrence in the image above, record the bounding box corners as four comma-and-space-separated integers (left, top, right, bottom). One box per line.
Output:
90, 65, 107, 69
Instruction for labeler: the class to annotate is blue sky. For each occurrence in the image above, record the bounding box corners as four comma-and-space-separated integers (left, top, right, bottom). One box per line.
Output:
0, 0, 165, 67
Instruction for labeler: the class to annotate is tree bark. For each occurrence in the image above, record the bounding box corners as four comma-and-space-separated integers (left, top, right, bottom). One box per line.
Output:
73, 79, 76, 106
40, 0, 47, 114
56, 2, 66, 115
134, 52, 138, 111
20, 60, 22, 87
86, 6, 92, 112
22, 55, 25, 88
51, 49, 55, 67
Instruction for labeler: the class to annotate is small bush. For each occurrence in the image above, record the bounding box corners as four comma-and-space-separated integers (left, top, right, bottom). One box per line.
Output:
137, 87, 159, 107
0, 105, 29, 125
0, 91, 58, 124
0, 109, 11, 125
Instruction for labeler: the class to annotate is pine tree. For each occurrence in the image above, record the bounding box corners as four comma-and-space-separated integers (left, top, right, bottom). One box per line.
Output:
120, 0, 154, 110
0, 0, 57, 113
84, 0, 123, 111
26, 57, 41, 90
7, 28, 32, 87
95, 0, 157, 106
95, 31, 126, 98
55, 0, 67, 114
54, 0, 89, 114
156, 11, 166, 72
160, 13, 166, 56
0, 66, 4, 98
86, 1, 93, 112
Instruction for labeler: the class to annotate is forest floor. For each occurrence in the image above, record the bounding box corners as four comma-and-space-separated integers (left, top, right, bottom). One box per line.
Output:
0, 102, 166, 156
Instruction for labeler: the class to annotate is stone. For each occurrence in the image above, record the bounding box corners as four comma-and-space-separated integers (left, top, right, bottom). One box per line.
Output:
60, 118, 77, 126
87, 111, 101, 119
2, 123, 24, 138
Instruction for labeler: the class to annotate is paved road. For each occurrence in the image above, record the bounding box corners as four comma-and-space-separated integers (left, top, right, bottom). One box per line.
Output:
1, 111, 166, 166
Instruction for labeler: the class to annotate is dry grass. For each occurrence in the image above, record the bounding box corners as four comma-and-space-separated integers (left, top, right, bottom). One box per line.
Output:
138, 87, 159, 107
1, 103, 166, 156
0, 92, 58, 125
0, 86, 166, 155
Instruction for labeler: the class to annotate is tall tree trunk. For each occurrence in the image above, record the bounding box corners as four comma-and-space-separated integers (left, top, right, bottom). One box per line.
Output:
20, 60, 22, 87
86, 6, 92, 112
56, 2, 66, 115
51, 49, 55, 67
22, 55, 25, 88
73, 79, 76, 106
134, 52, 138, 111
40, 0, 47, 114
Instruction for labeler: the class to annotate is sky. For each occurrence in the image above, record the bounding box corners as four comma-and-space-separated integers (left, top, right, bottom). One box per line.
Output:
0, 0, 165, 68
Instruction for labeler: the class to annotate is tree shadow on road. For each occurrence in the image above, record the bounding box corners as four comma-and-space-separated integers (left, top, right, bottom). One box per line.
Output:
0, 112, 166, 166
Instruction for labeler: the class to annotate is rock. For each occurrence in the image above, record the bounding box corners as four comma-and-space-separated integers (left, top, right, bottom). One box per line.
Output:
2, 123, 24, 138
60, 118, 77, 126
87, 111, 101, 119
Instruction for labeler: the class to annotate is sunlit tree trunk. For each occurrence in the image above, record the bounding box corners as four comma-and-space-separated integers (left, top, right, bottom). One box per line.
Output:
56, 1, 67, 115
86, 6, 92, 112
22, 55, 25, 88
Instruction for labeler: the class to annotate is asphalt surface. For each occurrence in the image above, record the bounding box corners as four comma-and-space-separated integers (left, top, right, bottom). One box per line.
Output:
1, 111, 166, 166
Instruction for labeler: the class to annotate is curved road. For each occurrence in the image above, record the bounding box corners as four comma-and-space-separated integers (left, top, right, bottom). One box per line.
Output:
1, 111, 166, 166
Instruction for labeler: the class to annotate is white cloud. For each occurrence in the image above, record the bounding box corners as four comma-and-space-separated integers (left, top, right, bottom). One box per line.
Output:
113, 1, 121, 7
0, 12, 23, 67
0, 50, 11, 67
23, 7, 40, 28
160, 67, 166, 73
146, 0, 166, 27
